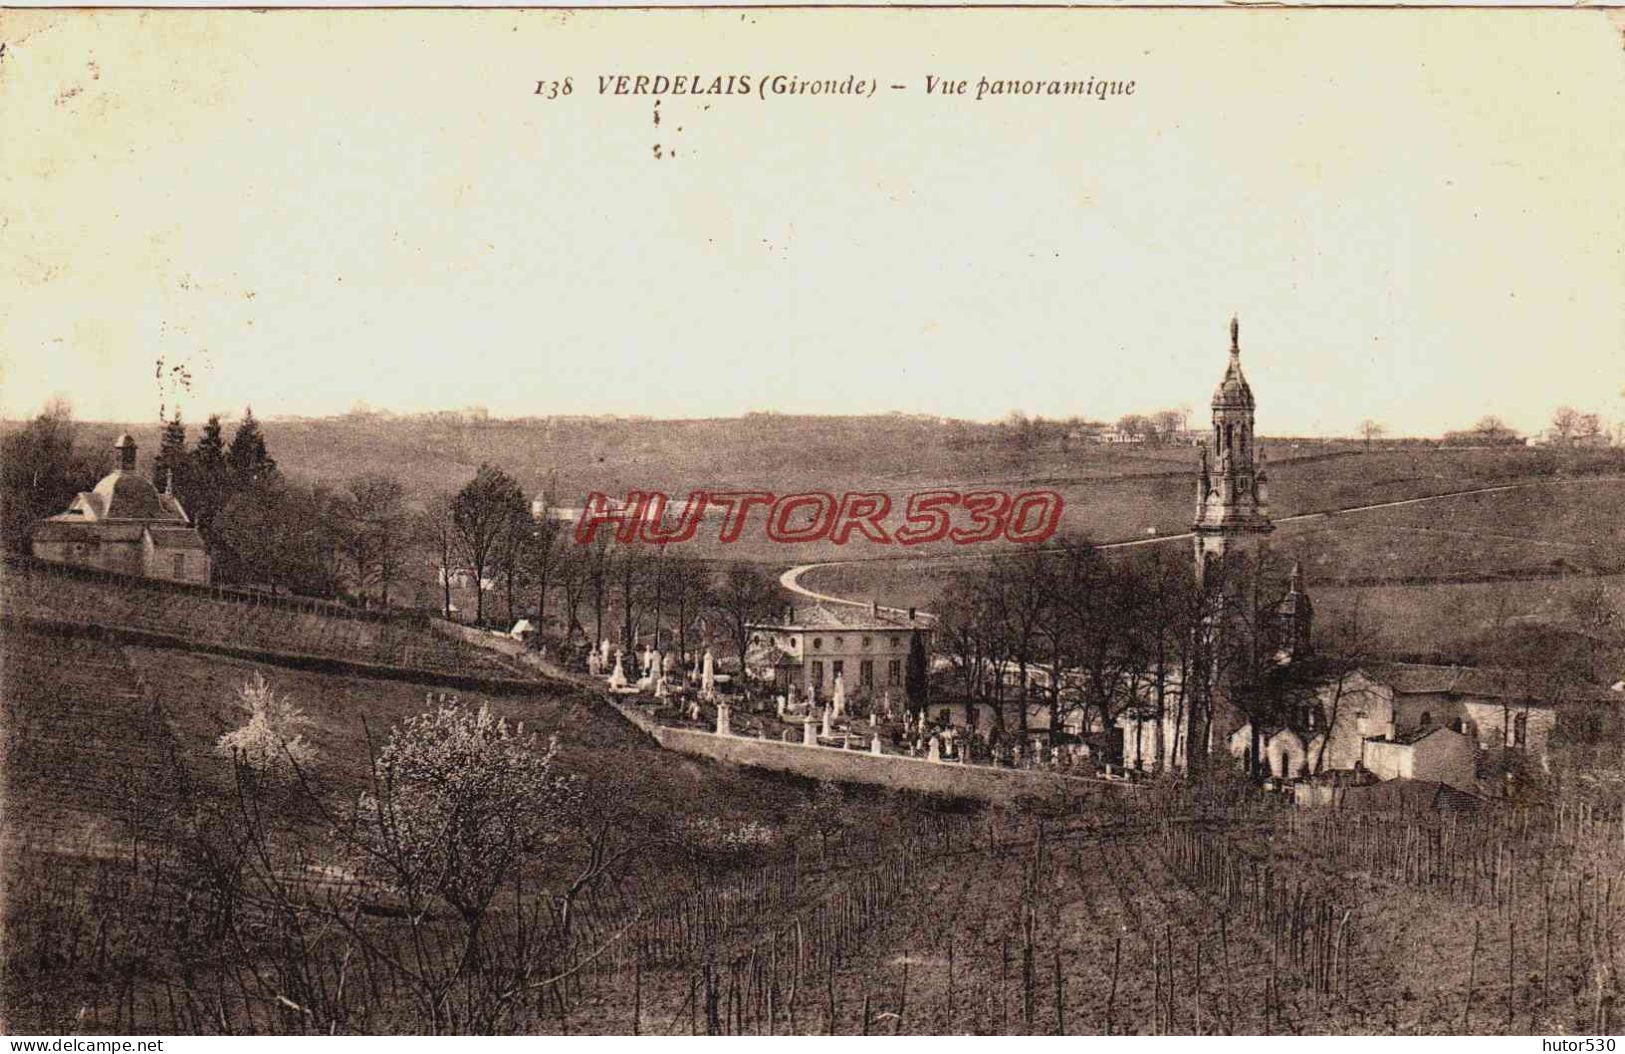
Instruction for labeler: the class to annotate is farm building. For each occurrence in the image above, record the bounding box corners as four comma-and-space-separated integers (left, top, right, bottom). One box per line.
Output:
30, 434, 210, 585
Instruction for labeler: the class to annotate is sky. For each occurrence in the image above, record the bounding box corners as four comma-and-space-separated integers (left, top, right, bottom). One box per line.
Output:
2, 9, 1622, 437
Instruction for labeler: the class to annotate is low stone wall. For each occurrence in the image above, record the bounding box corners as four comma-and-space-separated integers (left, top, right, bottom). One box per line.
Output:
442, 626, 1135, 804
604, 695, 1130, 804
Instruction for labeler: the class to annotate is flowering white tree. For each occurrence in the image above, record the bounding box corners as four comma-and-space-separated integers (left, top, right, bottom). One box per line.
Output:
358, 699, 578, 927
215, 671, 319, 775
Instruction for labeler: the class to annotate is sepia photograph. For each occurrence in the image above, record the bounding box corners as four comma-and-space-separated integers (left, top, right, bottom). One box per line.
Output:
1, 6, 1622, 1042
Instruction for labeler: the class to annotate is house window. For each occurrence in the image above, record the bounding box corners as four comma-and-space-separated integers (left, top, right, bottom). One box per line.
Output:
862, 636, 872, 648
890, 636, 901, 647
1513, 711, 1528, 749
888, 659, 901, 685
812, 661, 824, 688
859, 659, 873, 686
172, 553, 185, 578
1418, 711, 1433, 730
813, 637, 823, 650
832, 660, 844, 682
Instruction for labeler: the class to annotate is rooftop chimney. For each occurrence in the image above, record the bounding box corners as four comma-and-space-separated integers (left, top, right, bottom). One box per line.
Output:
114, 434, 137, 472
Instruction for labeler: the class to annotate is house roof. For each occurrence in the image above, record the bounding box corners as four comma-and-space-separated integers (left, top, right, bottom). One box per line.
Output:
1341, 778, 1486, 815
750, 602, 928, 633
1366, 662, 1554, 701
56, 470, 190, 524
146, 527, 208, 550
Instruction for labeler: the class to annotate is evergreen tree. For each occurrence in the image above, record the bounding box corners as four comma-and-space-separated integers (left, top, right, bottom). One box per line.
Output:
187, 414, 231, 539
226, 406, 277, 486
905, 631, 931, 714
155, 413, 188, 494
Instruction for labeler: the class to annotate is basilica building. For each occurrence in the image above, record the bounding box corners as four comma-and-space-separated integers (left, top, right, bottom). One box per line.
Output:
1118, 318, 1311, 773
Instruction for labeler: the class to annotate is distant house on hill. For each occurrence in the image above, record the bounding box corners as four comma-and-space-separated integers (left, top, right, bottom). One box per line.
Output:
31, 434, 210, 584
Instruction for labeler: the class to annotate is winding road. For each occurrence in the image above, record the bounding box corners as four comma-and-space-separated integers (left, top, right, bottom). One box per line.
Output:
779, 476, 1625, 614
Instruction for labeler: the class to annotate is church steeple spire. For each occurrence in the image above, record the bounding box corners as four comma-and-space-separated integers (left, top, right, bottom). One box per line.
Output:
1195, 316, 1273, 579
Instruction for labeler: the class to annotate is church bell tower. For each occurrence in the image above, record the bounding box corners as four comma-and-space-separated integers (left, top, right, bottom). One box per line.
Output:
1194, 317, 1273, 581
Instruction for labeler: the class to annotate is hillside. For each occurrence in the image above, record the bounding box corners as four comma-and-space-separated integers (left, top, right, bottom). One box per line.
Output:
37, 415, 1623, 572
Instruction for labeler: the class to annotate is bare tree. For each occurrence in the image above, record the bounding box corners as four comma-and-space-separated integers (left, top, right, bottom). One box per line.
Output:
709, 562, 780, 676
522, 508, 565, 637
1551, 405, 1583, 443
341, 473, 410, 606
451, 464, 527, 625
1358, 419, 1386, 450
664, 555, 714, 662
417, 492, 459, 619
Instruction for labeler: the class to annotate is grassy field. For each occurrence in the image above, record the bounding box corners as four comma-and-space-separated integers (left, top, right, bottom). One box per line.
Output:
796, 475, 1625, 664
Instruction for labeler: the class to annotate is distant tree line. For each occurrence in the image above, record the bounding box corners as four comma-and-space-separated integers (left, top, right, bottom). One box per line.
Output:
941, 407, 1194, 456
415, 464, 780, 668
3, 402, 787, 660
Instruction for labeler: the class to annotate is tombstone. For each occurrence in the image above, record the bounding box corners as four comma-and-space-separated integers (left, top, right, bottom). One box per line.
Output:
701, 650, 716, 699
654, 674, 668, 700
832, 673, 846, 717
608, 654, 628, 690
689, 700, 701, 721
870, 734, 883, 756
928, 735, 941, 763
715, 702, 731, 736
821, 706, 833, 738
803, 717, 817, 747
776, 695, 787, 719
601, 639, 612, 669
663, 652, 677, 674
